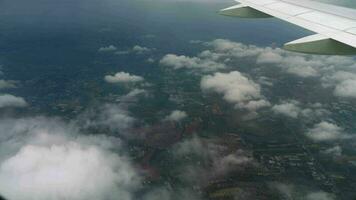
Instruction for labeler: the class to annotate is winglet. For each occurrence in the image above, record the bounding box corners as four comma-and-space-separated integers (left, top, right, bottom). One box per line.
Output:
284, 34, 356, 55
219, 4, 272, 18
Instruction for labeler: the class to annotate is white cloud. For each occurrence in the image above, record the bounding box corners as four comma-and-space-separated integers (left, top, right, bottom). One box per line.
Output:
160, 54, 225, 72
164, 110, 187, 122
305, 122, 345, 142
272, 100, 328, 119
321, 71, 356, 98
205, 39, 264, 58
104, 72, 144, 84
204, 39, 356, 79
132, 45, 152, 54
98, 45, 117, 52
0, 94, 27, 108
0, 80, 17, 89
201, 71, 269, 111
256, 51, 283, 64
285, 65, 319, 78
272, 101, 301, 118
0, 117, 140, 200
334, 79, 356, 98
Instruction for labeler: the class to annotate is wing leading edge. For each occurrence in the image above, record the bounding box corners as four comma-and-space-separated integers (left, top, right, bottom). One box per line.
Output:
220, 0, 356, 55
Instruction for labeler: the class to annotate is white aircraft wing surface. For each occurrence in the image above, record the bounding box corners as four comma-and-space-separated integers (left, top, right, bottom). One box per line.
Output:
220, 0, 356, 54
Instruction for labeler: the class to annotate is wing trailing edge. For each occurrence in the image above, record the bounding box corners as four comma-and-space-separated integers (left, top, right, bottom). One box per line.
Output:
219, 4, 271, 18
284, 34, 356, 55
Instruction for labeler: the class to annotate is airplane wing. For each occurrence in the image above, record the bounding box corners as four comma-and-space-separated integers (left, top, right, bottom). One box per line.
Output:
220, 0, 356, 55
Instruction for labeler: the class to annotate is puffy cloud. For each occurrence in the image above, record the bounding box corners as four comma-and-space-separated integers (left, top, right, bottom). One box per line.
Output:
164, 110, 187, 122
201, 71, 269, 111
285, 65, 319, 78
272, 100, 301, 118
204, 39, 356, 79
0, 94, 27, 108
0, 80, 17, 89
159, 54, 225, 72
104, 72, 144, 84
334, 79, 356, 98
256, 51, 283, 64
321, 71, 356, 98
205, 39, 264, 58
98, 45, 117, 52
132, 45, 152, 54
0, 117, 140, 200
305, 122, 345, 142
272, 100, 328, 119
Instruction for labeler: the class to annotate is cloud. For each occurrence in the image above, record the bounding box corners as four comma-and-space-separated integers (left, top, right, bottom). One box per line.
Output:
164, 110, 187, 122
272, 100, 301, 118
98, 45, 117, 52
204, 39, 356, 79
201, 71, 269, 111
0, 117, 140, 200
306, 191, 334, 200
146, 58, 155, 63
121, 89, 147, 102
0, 80, 17, 90
0, 94, 27, 108
132, 45, 152, 54
272, 183, 335, 200
305, 122, 346, 142
159, 54, 225, 72
256, 51, 283, 64
104, 72, 144, 84
113, 45, 153, 56
172, 136, 255, 184
333, 79, 356, 98
272, 100, 328, 119
321, 71, 356, 98
212, 149, 253, 176
80, 104, 136, 134
322, 145, 342, 157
